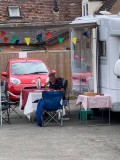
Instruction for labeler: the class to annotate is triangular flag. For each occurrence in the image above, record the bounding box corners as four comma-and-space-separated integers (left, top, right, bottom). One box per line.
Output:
15, 39, 19, 45
72, 37, 77, 44
83, 31, 90, 38
36, 37, 41, 42
25, 37, 31, 45
3, 37, 9, 43
45, 32, 52, 39
0, 31, 6, 37
37, 33, 42, 40
36, 33, 42, 42
58, 37, 64, 44
12, 36, 18, 43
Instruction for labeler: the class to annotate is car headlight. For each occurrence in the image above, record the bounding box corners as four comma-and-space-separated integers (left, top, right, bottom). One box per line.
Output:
10, 77, 21, 85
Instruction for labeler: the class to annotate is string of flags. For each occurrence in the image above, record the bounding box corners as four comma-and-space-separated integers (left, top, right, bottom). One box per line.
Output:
0, 31, 65, 45
0, 30, 90, 46
83, 31, 90, 38
72, 31, 90, 45
72, 37, 77, 45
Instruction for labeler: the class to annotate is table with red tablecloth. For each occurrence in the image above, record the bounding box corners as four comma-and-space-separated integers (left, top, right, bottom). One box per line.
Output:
19, 89, 43, 120
19, 88, 62, 120
21, 89, 36, 110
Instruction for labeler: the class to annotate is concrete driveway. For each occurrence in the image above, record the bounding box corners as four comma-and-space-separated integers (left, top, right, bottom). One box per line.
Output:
0, 99, 120, 160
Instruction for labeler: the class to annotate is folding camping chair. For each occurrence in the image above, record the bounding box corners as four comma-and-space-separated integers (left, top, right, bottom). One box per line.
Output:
7, 91, 21, 118
1, 80, 21, 120
0, 80, 10, 125
36, 91, 63, 127
1, 100, 10, 125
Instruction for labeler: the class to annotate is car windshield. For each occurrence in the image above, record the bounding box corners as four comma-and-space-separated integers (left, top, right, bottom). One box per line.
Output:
11, 62, 49, 75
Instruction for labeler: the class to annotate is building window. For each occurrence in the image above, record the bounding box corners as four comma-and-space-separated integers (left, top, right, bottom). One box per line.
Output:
82, 3, 88, 16
99, 41, 106, 57
8, 6, 21, 18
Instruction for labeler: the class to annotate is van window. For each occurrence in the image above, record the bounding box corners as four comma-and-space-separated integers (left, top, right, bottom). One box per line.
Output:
11, 62, 49, 75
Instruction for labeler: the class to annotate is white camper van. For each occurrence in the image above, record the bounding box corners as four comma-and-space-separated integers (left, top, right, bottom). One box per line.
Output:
70, 13, 120, 112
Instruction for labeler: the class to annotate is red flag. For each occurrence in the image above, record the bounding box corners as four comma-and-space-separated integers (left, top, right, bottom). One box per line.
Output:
45, 32, 52, 39
4, 37, 8, 43
0, 31, 6, 37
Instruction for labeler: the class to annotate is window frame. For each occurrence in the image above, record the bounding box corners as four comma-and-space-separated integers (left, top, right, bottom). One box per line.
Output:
8, 6, 21, 18
82, 3, 88, 16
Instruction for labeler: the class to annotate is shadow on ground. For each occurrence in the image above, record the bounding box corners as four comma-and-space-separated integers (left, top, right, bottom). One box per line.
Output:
2, 99, 120, 126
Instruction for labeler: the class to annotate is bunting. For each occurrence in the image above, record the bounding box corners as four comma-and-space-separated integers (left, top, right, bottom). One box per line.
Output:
12, 36, 19, 43
72, 37, 77, 45
0, 31, 6, 37
15, 39, 19, 45
3, 37, 9, 43
25, 37, 31, 45
36, 33, 42, 42
83, 31, 90, 38
0, 30, 80, 45
45, 32, 52, 39
58, 37, 64, 44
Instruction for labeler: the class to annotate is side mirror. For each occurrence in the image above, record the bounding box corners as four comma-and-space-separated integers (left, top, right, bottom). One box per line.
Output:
1, 71, 7, 77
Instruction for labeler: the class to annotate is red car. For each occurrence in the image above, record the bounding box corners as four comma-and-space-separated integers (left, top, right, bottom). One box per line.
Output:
1, 58, 50, 101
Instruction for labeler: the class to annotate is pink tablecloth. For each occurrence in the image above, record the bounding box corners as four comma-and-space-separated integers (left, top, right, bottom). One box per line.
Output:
76, 95, 112, 110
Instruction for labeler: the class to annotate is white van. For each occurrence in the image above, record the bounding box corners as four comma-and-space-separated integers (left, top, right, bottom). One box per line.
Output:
70, 13, 120, 112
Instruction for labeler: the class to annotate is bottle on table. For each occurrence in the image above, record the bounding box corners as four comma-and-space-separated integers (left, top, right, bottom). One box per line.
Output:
36, 77, 41, 89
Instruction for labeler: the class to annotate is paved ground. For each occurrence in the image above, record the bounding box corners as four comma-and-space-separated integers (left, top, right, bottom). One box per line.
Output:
1, 99, 120, 160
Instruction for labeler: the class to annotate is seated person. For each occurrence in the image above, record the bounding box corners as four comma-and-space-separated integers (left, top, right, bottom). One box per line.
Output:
46, 71, 64, 93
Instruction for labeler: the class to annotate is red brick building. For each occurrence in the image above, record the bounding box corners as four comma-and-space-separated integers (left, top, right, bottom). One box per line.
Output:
0, 0, 82, 52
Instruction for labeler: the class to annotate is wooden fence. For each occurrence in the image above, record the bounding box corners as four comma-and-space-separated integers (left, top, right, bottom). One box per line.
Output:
0, 50, 72, 91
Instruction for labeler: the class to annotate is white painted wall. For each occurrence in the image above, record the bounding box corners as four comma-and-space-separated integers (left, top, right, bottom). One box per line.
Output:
82, 0, 103, 16
89, 1, 103, 15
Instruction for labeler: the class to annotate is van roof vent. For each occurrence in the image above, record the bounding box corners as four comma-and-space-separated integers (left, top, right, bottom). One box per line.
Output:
99, 11, 111, 15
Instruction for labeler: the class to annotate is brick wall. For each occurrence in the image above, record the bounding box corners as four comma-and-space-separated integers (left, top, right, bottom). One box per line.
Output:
0, 46, 20, 52
0, 0, 82, 23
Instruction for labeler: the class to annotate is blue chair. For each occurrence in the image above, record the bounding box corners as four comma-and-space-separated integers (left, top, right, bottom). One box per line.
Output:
36, 91, 63, 127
